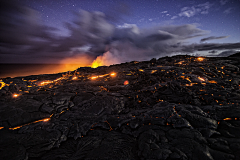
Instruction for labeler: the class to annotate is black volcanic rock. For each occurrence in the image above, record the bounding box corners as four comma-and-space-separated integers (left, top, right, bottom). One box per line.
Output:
228, 52, 240, 57
0, 55, 240, 160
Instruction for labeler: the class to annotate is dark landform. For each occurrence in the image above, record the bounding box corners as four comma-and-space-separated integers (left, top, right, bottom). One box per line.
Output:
0, 55, 240, 160
228, 52, 240, 58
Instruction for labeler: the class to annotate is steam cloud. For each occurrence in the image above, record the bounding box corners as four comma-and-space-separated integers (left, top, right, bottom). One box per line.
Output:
1, 1, 240, 65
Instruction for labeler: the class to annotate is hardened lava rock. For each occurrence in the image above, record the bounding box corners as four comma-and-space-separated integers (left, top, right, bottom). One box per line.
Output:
0, 55, 240, 160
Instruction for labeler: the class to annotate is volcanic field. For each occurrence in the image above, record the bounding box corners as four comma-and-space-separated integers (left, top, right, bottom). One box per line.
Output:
0, 55, 240, 160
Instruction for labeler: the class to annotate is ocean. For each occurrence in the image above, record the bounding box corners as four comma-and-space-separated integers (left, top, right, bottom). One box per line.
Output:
0, 64, 83, 78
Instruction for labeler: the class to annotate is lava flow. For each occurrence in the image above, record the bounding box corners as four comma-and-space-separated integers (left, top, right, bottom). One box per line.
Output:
0, 54, 240, 160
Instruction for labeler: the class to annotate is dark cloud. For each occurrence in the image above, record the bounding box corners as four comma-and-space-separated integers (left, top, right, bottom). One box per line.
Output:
0, 1, 57, 55
208, 50, 218, 54
178, 43, 240, 54
200, 36, 228, 42
1, 1, 240, 64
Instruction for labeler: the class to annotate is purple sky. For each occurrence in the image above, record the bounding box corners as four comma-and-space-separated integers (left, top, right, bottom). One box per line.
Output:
0, 0, 240, 63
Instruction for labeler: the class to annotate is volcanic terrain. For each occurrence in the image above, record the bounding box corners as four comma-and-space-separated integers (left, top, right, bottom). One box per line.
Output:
0, 55, 240, 160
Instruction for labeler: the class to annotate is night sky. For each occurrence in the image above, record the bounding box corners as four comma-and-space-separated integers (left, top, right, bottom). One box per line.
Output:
1, 0, 240, 65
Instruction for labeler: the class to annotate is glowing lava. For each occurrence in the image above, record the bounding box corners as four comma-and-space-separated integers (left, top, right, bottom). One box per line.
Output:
223, 118, 232, 120
43, 118, 50, 122
124, 80, 129, 85
0, 81, 6, 90
91, 76, 98, 80
9, 117, 51, 130
198, 77, 205, 81
110, 72, 116, 77
208, 80, 217, 83
13, 94, 19, 98
91, 56, 103, 68
197, 57, 204, 61
72, 76, 77, 80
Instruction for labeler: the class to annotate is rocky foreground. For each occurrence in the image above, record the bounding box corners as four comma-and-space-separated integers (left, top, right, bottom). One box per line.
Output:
0, 55, 240, 160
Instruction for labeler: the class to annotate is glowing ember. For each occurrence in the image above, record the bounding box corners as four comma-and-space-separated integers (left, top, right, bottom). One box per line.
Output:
151, 70, 157, 74
198, 77, 205, 81
9, 117, 51, 130
72, 76, 77, 80
0, 127, 4, 130
0, 81, 6, 90
91, 76, 98, 80
91, 56, 103, 68
13, 94, 19, 98
40, 81, 52, 86
208, 80, 217, 83
124, 80, 129, 85
223, 118, 232, 120
139, 69, 144, 72
176, 61, 184, 64
197, 57, 204, 61
43, 118, 50, 122
110, 72, 116, 77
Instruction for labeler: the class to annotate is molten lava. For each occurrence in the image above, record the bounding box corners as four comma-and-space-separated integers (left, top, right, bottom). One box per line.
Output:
91, 56, 103, 68
110, 72, 116, 77
91, 76, 98, 80
72, 76, 77, 80
208, 80, 217, 83
0, 81, 6, 90
198, 77, 205, 81
197, 57, 204, 61
43, 118, 50, 122
124, 80, 129, 85
13, 94, 19, 98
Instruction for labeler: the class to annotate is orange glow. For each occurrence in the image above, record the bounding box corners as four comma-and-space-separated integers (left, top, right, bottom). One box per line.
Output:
91, 56, 103, 68
139, 69, 144, 72
72, 76, 77, 80
110, 72, 116, 77
208, 80, 217, 83
197, 57, 204, 61
38, 77, 65, 86
124, 80, 129, 85
91, 76, 98, 80
9, 117, 51, 130
0, 127, 4, 130
43, 118, 50, 122
13, 94, 19, 98
176, 61, 184, 64
198, 77, 205, 81
40, 81, 52, 86
223, 118, 232, 121
151, 70, 157, 74
0, 81, 6, 90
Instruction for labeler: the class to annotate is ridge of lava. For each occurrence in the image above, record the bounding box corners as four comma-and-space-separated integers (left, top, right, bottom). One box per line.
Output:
0, 55, 240, 160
